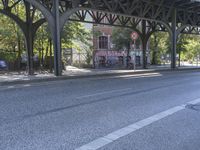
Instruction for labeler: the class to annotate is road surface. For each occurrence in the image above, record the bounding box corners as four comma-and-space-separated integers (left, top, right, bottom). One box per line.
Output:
0, 70, 200, 150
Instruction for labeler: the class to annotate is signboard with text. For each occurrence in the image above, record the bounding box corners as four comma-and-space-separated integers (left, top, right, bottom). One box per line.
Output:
131, 32, 139, 41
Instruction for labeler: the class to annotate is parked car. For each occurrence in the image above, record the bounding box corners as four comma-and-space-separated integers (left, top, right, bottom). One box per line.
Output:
0, 60, 8, 71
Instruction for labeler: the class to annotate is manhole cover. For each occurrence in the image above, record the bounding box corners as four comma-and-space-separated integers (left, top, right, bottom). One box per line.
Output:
186, 104, 200, 111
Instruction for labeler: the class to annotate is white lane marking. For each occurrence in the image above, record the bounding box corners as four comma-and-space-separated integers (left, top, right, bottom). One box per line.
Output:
121, 74, 162, 80
7, 86, 15, 89
187, 98, 200, 105
111, 73, 161, 78
101, 73, 162, 80
77, 138, 112, 150
75, 98, 200, 150
23, 84, 31, 87
76, 88, 132, 99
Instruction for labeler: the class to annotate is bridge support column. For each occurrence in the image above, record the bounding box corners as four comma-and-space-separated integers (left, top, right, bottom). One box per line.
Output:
52, 0, 62, 76
171, 8, 177, 69
142, 20, 148, 69
24, 30, 34, 75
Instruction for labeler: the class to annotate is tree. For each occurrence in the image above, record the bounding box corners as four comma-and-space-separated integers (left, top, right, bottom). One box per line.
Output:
0, 5, 92, 70
0, 14, 24, 62
150, 32, 169, 65
61, 22, 92, 66
112, 27, 133, 51
112, 27, 141, 67
182, 35, 200, 64
112, 27, 141, 50
177, 34, 188, 67
0, 0, 49, 74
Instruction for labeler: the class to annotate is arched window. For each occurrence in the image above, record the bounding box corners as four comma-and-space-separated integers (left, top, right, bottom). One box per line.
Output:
99, 36, 108, 49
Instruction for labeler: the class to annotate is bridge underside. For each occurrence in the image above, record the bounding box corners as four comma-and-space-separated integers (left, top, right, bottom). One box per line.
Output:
1, 0, 200, 76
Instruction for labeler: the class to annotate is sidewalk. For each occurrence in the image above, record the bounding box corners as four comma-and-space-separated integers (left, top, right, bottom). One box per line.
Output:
0, 66, 200, 86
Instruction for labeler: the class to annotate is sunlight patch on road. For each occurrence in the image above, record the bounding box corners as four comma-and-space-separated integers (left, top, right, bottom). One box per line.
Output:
110, 73, 162, 79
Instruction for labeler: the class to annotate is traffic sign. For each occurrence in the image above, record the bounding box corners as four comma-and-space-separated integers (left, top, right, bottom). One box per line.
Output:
131, 32, 139, 41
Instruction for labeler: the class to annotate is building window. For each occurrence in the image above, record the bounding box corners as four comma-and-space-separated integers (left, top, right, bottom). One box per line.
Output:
99, 36, 108, 49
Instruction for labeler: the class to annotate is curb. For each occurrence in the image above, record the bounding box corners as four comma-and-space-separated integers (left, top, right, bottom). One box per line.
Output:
0, 67, 200, 86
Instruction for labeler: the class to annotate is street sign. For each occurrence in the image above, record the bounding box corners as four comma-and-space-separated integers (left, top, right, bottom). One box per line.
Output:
130, 32, 138, 72
131, 32, 139, 41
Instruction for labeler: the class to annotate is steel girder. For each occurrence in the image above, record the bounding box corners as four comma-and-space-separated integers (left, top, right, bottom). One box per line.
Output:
2, 0, 200, 75
8, 0, 200, 36
2, 1, 200, 36
69, 10, 167, 34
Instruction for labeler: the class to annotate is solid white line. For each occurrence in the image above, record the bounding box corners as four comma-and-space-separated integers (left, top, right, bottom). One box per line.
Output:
187, 98, 200, 105
75, 98, 200, 150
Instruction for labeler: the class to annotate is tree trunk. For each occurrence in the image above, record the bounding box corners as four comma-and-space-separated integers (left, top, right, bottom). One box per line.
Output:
45, 41, 49, 69
126, 42, 130, 68
25, 2, 34, 75
41, 46, 44, 67
17, 31, 21, 70
178, 50, 181, 67
49, 38, 53, 73
152, 35, 158, 65
25, 33, 34, 75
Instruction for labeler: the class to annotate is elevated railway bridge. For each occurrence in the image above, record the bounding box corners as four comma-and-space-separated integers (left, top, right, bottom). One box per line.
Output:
1, 0, 200, 76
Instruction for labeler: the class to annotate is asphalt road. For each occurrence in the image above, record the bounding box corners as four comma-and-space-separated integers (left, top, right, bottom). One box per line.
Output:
0, 70, 200, 150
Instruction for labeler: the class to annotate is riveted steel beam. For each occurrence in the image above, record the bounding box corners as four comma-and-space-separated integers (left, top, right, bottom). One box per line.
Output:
2, 0, 200, 76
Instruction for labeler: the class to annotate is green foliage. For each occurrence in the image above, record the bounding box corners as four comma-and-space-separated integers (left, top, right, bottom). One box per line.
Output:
61, 22, 92, 49
34, 21, 92, 66
181, 35, 200, 61
150, 32, 170, 64
0, 51, 17, 61
112, 27, 140, 51
0, 14, 24, 61
177, 34, 188, 54
149, 32, 200, 64
0, 0, 92, 69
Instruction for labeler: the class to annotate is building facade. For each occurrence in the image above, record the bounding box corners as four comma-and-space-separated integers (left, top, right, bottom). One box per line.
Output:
93, 24, 149, 69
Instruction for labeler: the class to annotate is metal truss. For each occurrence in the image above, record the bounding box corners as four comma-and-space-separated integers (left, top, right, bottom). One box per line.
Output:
69, 10, 167, 33
71, 9, 173, 36
27, 0, 200, 32
25, 0, 200, 39
180, 26, 200, 35
66, 0, 200, 27
2, 0, 200, 76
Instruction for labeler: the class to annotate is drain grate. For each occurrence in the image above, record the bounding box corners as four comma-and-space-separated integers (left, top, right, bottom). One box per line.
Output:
186, 104, 200, 111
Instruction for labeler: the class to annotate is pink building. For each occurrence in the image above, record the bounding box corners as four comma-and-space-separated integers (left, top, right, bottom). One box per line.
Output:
93, 24, 145, 68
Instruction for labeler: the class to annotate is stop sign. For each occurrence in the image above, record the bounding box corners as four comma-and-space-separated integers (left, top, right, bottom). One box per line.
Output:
131, 32, 139, 41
